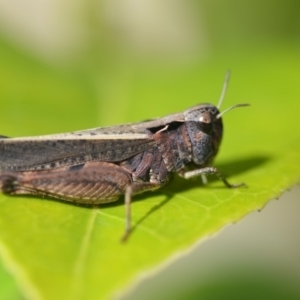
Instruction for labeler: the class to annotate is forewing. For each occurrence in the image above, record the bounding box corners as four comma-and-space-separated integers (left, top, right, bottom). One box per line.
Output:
0, 124, 154, 171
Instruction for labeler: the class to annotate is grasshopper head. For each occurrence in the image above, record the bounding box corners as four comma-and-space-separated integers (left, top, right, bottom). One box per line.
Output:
184, 102, 249, 166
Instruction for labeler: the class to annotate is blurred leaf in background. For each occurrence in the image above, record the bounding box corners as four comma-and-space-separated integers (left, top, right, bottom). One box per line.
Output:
0, 0, 299, 299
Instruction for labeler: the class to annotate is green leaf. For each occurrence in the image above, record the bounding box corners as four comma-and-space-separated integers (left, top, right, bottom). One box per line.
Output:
0, 257, 23, 299
0, 39, 299, 300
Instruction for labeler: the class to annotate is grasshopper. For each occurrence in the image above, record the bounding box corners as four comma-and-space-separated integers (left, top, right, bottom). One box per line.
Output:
0, 72, 248, 240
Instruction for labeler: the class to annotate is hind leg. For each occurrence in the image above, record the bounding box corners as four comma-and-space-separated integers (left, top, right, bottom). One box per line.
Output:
0, 161, 133, 205
121, 180, 167, 242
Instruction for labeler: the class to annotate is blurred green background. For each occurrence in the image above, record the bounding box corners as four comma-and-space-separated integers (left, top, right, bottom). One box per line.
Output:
0, 0, 299, 299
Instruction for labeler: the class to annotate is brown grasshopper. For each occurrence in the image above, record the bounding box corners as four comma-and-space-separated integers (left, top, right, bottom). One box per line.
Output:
0, 71, 248, 240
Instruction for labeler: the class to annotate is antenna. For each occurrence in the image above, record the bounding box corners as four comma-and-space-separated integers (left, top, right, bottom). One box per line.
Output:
216, 103, 250, 119
217, 70, 231, 109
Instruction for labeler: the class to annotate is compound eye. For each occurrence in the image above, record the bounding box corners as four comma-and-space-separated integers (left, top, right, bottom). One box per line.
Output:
198, 116, 213, 134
